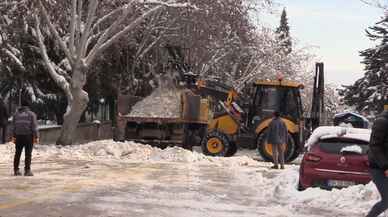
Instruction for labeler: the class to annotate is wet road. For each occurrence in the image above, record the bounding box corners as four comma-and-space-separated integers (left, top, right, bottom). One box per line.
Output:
0, 158, 363, 217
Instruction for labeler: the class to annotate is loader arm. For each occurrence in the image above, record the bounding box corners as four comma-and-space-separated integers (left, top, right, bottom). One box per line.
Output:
310, 62, 325, 131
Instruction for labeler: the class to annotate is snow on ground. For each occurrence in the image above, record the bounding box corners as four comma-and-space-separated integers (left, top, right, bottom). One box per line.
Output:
0, 140, 382, 216
128, 87, 182, 118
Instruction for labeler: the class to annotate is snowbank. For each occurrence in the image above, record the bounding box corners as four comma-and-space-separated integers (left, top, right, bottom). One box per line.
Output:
0, 140, 257, 167
128, 87, 182, 118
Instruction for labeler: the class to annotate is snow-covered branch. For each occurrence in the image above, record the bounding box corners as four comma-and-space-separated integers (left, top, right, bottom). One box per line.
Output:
34, 15, 72, 103
69, 0, 77, 55
2, 48, 26, 72
360, 0, 388, 9
86, 5, 163, 66
78, 0, 98, 59
90, 1, 134, 34
38, 0, 74, 65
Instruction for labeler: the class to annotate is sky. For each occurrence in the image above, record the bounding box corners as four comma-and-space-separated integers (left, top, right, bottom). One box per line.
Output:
261, 0, 384, 86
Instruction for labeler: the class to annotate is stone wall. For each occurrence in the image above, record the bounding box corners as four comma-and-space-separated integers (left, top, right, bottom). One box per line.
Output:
4, 121, 113, 145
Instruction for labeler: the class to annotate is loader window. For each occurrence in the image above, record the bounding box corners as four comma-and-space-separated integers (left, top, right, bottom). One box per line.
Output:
280, 89, 300, 120
253, 86, 302, 121
260, 87, 278, 113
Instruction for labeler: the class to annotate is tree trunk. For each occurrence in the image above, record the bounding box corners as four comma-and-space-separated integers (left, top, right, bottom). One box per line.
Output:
56, 88, 89, 146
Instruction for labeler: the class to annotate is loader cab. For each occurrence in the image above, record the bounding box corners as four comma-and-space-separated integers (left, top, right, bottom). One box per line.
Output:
248, 80, 304, 128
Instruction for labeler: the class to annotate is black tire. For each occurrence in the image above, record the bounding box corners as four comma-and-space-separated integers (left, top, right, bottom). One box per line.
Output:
297, 180, 305, 191
226, 142, 238, 157
256, 129, 296, 162
182, 125, 193, 151
201, 131, 231, 157
288, 147, 301, 163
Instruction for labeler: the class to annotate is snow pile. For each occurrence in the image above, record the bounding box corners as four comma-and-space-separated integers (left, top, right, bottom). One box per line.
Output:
0, 142, 15, 163
128, 87, 182, 118
238, 166, 379, 216
305, 126, 371, 150
149, 146, 209, 162
0, 141, 205, 163
0, 140, 261, 168
340, 145, 363, 154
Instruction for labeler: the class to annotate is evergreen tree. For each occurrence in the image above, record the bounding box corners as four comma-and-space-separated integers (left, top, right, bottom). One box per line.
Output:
276, 8, 292, 55
340, 15, 388, 116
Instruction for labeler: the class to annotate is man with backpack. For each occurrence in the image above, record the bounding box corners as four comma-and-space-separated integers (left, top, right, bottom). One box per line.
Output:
12, 99, 39, 176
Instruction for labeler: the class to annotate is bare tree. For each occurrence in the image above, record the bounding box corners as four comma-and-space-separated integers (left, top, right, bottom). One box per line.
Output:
231, 27, 314, 92
34, 0, 189, 145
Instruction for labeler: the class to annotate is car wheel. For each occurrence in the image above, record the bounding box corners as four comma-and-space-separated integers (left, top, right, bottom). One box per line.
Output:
297, 180, 305, 191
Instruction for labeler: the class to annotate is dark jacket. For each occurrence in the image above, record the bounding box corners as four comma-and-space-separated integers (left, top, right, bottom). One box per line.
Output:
267, 117, 288, 145
12, 107, 39, 138
0, 99, 9, 126
368, 111, 388, 170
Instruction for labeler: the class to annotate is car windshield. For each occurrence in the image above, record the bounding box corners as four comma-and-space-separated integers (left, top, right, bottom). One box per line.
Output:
318, 138, 369, 155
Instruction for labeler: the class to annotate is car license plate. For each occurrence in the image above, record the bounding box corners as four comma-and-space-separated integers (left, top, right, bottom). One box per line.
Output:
328, 180, 355, 187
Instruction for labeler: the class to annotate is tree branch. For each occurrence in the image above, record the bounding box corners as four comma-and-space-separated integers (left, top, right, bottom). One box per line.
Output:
38, 0, 74, 65
34, 15, 73, 102
78, 0, 98, 59
69, 0, 77, 56
2, 48, 26, 72
90, 0, 136, 34
75, 0, 83, 49
85, 4, 135, 66
87, 5, 164, 66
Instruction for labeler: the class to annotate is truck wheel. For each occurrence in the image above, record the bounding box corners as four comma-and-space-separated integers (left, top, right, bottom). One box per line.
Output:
256, 130, 296, 162
288, 148, 300, 162
201, 131, 231, 157
226, 142, 238, 157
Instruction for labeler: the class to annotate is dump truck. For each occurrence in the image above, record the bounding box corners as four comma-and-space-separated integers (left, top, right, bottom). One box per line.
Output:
114, 89, 209, 150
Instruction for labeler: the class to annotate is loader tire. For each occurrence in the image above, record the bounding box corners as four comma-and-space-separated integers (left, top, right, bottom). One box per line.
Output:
288, 148, 301, 163
256, 129, 296, 162
226, 142, 238, 157
201, 131, 231, 157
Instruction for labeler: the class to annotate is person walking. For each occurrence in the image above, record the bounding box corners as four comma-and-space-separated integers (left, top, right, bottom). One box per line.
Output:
12, 99, 39, 176
266, 111, 288, 169
0, 98, 9, 144
366, 109, 388, 217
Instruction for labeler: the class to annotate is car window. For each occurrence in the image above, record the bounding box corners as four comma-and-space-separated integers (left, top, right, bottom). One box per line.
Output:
318, 138, 369, 155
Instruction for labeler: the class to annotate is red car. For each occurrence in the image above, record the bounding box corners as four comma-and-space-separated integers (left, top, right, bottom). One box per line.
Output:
298, 127, 372, 190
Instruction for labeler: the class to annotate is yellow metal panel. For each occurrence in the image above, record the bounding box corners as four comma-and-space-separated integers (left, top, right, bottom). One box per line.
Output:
199, 99, 210, 123
208, 115, 239, 135
255, 80, 304, 88
384, 104, 388, 111
255, 118, 299, 134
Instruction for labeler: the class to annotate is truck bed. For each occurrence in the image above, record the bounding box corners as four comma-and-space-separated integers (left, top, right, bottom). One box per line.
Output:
119, 115, 182, 124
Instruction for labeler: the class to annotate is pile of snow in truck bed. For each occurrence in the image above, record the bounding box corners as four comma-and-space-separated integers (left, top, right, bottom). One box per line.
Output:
128, 87, 182, 118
